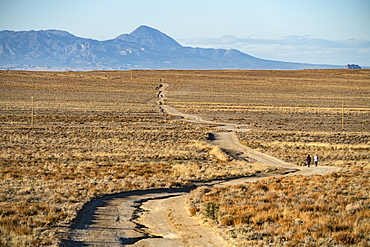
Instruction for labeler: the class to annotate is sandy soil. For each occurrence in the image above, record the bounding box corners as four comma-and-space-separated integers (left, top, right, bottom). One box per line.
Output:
64, 84, 339, 246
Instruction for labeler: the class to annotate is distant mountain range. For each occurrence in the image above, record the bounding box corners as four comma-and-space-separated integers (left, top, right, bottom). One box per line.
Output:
0, 25, 342, 71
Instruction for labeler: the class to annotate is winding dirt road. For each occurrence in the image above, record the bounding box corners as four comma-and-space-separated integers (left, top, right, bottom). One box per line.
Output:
64, 84, 339, 246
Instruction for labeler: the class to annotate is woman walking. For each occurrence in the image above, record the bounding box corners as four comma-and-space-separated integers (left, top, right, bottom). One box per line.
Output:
306, 155, 312, 167
314, 154, 319, 167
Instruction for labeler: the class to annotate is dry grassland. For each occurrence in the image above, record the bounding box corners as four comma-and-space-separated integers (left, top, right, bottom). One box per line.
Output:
165, 69, 369, 132
0, 70, 271, 246
164, 69, 368, 246
238, 131, 369, 167
1, 69, 369, 246
188, 165, 370, 246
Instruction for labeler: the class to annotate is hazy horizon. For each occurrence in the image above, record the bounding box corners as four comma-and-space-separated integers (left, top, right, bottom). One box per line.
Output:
1, 0, 369, 66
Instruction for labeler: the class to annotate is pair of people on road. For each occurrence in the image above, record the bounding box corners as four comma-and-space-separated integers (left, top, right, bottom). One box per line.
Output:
306, 154, 319, 167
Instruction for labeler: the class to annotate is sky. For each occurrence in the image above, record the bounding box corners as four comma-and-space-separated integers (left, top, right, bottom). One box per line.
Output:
1, 0, 370, 65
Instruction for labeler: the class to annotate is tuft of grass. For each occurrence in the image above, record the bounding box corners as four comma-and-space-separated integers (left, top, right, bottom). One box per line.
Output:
209, 146, 231, 162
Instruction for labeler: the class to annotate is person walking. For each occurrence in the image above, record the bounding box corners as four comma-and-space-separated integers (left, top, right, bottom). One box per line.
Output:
306, 155, 312, 167
314, 154, 319, 167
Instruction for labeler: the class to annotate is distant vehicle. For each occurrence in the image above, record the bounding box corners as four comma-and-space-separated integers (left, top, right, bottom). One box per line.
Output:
344, 64, 361, 69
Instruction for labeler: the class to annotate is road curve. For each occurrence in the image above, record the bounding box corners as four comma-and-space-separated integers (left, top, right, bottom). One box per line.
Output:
63, 84, 339, 246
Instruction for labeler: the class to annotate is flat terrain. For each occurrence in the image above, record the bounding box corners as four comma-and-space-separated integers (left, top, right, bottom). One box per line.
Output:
64, 91, 339, 246
165, 70, 369, 132
0, 69, 369, 246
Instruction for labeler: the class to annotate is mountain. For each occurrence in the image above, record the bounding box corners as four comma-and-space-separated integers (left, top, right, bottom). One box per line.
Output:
0, 25, 341, 71
115, 25, 182, 49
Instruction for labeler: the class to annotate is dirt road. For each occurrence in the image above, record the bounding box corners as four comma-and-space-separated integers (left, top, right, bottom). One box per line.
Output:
64, 84, 339, 246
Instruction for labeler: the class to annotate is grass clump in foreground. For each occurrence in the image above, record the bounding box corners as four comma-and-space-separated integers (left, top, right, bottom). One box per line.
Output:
188, 165, 370, 246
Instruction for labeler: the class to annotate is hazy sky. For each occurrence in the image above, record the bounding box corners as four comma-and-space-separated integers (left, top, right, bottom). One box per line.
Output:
1, 0, 369, 65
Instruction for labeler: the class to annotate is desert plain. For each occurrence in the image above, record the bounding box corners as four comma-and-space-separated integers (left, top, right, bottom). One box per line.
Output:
0, 69, 369, 246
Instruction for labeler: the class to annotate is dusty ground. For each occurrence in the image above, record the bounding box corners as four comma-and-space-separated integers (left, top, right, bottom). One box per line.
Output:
0, 69, 368, 246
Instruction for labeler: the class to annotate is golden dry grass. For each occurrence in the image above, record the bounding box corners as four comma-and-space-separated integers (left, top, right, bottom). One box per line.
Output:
188, 166, 370, 246
1, 69, 369, 246
1, 125, 254, 246
165, 69, 369, 132
238, 130, 370, 167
